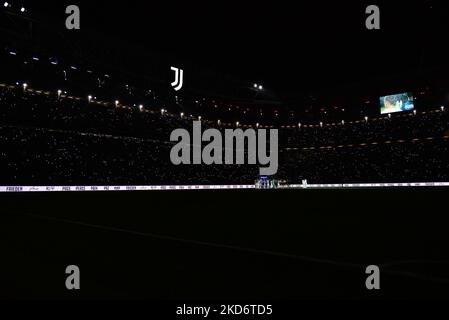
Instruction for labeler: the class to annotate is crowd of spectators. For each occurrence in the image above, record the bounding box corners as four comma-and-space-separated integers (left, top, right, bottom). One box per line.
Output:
284, 110, 449, 147
0, 125, 257, 185
1, 85, 449, 185
278, 140, 449, 183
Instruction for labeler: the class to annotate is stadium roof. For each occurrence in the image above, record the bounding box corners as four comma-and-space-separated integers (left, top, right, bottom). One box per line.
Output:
7, 1, 449, 104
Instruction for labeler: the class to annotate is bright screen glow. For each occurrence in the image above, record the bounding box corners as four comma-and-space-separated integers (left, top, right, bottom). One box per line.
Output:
380, 92, 414, 114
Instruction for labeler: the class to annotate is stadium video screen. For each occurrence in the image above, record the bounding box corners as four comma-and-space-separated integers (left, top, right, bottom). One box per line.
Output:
380, 92, 415, 114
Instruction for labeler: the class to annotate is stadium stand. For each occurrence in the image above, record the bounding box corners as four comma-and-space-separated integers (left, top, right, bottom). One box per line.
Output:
1, 79, 449, 185
1, 6, 449, 187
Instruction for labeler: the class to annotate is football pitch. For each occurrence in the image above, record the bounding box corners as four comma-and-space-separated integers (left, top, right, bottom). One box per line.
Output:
2, 188, 449, 299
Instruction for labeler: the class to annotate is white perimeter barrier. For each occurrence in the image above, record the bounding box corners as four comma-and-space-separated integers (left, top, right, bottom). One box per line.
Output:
2, 182, 449, 192
289, 182, 449, 188
0, 185, 256, 192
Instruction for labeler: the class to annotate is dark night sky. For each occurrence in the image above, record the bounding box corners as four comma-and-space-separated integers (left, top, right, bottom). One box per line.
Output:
30, 1, 449, 98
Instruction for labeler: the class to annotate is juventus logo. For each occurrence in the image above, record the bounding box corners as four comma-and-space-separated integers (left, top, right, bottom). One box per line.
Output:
171, 66, 184, 91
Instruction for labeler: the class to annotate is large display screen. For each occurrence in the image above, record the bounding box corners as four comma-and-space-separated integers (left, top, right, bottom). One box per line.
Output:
380, 92, 415, 114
